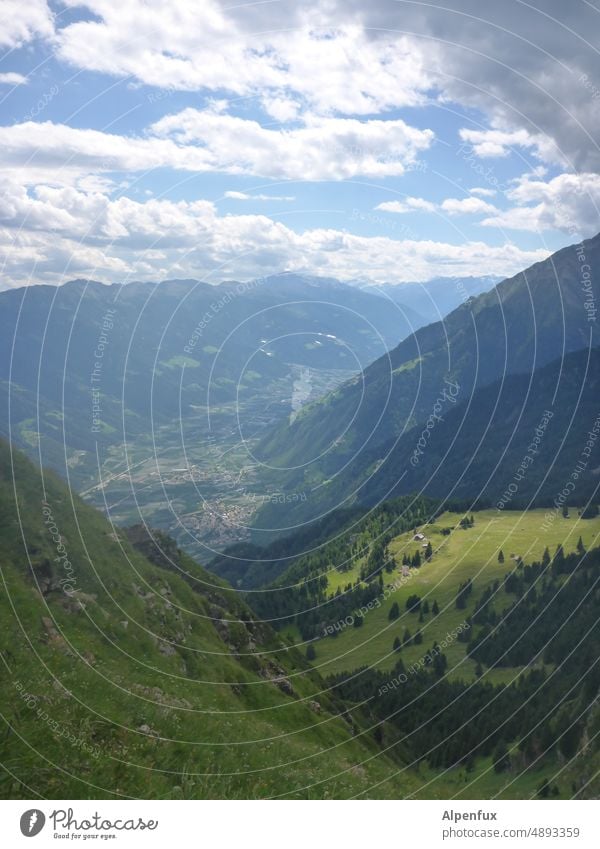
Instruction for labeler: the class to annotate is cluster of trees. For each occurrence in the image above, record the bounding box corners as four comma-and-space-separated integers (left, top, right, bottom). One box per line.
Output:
468, 545, 600, 669
455, 577, 473, 609
249, 496, 439, 639
391, 597, 440, 651
393, 628, 424, 651
330, 543, 600, 776
253, 573, 382, 640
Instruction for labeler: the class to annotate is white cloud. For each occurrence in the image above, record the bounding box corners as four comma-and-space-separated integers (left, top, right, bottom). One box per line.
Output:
481, 171, 600, 237
377, 195, 497, 216
261, 96, 302, 123
55, 3, 431, 116
459, 128, 535, 159
0, 120, 213, 185
151, 109, 434, 180
0, 112, 433, 184
0, 0, 52, 48
0, 72, 28, 85
5, 0, 600, 177
441, 197, 498, 216
375, 197, 436, 214
0, 175, 549, 287
470, 187, 496, 198
458, 128, 566, 167
224, 191, 295, 201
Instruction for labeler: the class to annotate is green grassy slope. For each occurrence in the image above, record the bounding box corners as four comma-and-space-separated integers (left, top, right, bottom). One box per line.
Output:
251, 503, 600, 798
0, 438, 427, 799
312, 509, 600, 676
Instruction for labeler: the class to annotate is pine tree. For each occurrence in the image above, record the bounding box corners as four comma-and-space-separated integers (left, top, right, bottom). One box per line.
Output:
393, 635, 402, 652
577, 536, 586, 555
422, 600, 430, 614
498, 549, 505, 564
432, 600, 440, 615
402, 628, 412, 646
414, 629, 423, 645
388, 601, 400, 621
306, 644, 316, 661
552, 543, 565, 575
406, 594, 421, 612
425, 541, 433, 561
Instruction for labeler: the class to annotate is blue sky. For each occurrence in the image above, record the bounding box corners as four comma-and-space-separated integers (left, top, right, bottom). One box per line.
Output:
0, 0, 599, 287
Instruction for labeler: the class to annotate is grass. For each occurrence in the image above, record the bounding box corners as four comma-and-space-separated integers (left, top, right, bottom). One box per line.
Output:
2, 442, 586, 799
0, 439, 432, 800
313, 509, 600, 678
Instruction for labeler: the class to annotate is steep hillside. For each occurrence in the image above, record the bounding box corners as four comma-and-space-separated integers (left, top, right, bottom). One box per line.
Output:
0, 438, 425, 799
255, 234, 599, 529
256, 346, 600, 530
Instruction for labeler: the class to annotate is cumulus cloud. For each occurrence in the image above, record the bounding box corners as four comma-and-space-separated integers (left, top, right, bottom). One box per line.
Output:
0, 175, 548, 287
0, 120, 213, 184
458, 128, 563, 165
55, 2, 432, 116
377, 195, 497, 216
470, 187, 497, 198
0, 0, 53, 48
50, 1, 600, 172
481, 172, 600, 237
0, 112, 433, 183
440, 197, 498, 216
151, 109, 434, 179
375, 198, 437, 214
2, 0, 596, 288
0, 72, 28, 85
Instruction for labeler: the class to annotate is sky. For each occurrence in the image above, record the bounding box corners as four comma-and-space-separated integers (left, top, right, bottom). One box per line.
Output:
0, 0, 599, 288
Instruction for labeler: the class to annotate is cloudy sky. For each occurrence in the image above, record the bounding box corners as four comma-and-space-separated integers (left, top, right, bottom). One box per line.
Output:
0, 0, 599, 287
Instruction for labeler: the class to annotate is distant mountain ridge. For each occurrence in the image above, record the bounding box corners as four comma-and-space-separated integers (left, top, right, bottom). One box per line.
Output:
359, 275, 500, 326
0, 272, 423, 488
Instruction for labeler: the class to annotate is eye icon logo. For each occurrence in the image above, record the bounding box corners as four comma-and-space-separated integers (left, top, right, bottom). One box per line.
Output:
20, 810, 46, 837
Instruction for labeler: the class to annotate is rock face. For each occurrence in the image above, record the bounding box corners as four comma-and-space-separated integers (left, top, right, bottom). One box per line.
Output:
259, 662, 297, 698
